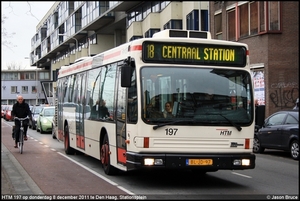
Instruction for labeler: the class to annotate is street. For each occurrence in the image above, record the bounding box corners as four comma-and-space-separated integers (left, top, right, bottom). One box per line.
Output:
1, 119, 299, 200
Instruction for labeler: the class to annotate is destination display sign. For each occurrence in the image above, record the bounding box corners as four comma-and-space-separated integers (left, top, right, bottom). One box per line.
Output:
142, 41, 247, 67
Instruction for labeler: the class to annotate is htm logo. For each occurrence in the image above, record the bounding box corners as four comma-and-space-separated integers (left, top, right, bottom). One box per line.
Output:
220, 130, 232, 135
2, 195, 13, 200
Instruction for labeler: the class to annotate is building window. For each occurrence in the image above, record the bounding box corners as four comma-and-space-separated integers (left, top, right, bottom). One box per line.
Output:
39, 72, 50, 80
200, 10, 208, 31
22, 86, 29, 94
227, 9, 236, 41
145, 29, 160, 38
32, 86, 37, 94
143, 2, 151, 18
259, 2, 266, 32
163, 20, 182, 30
160, 1, 170, 10
89, 34, 97, 44
152, 1, 160, 12
30, 72, 35, 80
226, 1, 280, 41
269, 1, 280, 31
11, 86, 17, 94
187, 10, 199, 31
7, 73, 19, 80
20, 72, 32, 80
214, 13, 222, 39
239, 3, 249, 38
250, 2, 258, 35
239, 2, 259, 38
129, 36, 143, 41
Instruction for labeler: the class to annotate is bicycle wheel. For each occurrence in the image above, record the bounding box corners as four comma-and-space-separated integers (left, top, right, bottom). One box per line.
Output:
19, 130, 24, 154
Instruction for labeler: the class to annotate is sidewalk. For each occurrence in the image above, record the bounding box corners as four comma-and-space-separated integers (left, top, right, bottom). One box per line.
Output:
1, 142, 43, 195
1, 164, 14, 194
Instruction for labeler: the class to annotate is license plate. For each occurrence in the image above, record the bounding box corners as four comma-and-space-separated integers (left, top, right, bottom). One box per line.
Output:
187, 159, 213, 166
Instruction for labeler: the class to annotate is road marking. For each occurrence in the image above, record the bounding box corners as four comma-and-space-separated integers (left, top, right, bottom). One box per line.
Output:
57, 152, 135, 195
2, 121, 134, 195
231, 171, 252, 178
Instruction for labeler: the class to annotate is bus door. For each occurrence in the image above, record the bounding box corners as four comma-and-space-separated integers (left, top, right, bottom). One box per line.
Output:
115, 68, 127, 165
75, 73, 85, 150
57, 78, 65, 141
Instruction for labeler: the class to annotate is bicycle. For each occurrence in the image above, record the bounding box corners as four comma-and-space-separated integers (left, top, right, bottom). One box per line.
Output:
14, 116, 29, 154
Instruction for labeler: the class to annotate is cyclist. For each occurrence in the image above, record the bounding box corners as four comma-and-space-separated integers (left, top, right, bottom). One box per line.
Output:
11, 95, 32, 148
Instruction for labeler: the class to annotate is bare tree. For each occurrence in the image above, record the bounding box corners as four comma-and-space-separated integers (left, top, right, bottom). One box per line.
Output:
2, 2, 39, 51
1, 14, 16, 50
6, 61, 24, 70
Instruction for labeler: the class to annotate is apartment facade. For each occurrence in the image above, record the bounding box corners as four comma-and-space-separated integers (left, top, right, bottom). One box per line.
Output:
1, 1, 298, 117
1, 68, 52, 105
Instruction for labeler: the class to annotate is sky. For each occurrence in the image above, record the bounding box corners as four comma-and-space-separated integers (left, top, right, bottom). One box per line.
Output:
1, 1, 55, 70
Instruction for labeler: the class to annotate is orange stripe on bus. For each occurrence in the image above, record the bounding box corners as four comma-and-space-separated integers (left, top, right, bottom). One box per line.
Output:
103, 50, 121, 60
61, 61, 92, 74
130, 45, 142, 51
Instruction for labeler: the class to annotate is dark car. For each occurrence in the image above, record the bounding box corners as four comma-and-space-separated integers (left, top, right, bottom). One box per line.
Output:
253, 109, 299, 160
29, 105, 44, 130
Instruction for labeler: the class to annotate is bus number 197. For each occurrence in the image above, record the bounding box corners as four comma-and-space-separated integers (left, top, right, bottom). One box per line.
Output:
165, 128, 178, 135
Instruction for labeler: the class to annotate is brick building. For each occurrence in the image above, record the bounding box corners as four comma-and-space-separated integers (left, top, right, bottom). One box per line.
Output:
2, 1, 298, 117
209, 1, 299, 117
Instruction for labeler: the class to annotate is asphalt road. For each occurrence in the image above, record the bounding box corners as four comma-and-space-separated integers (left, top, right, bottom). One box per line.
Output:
1, 119, 130, 197
2, 118, 298, 200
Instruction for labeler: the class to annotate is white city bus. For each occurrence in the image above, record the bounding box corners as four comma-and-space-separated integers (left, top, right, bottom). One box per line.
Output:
55, 29, 256, 175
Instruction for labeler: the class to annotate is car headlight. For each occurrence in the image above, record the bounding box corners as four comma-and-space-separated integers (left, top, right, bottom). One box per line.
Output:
42, 119, 49, 124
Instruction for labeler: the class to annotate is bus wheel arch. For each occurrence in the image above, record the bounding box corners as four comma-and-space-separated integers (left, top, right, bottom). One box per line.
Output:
64, 121, 75, 155
100, 131, 118, 175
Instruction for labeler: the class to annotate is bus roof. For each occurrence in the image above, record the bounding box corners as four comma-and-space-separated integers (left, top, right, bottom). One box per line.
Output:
58, 29, 249, 78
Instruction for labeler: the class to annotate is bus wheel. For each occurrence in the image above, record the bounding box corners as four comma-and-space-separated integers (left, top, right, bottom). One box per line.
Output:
64, 125, 75, 155
101, 134, 117, 175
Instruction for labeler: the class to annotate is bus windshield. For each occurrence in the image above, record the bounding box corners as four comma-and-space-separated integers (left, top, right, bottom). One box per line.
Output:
141, 67, 253, 126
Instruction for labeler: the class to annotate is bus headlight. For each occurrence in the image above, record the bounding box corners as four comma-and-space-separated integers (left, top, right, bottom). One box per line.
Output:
144, 158, 163, 166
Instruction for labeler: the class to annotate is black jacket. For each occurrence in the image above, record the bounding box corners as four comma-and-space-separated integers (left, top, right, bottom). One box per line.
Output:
11, 101, 32, 118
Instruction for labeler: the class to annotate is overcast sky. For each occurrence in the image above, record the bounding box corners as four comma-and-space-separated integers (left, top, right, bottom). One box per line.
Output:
1, 1, 55, 70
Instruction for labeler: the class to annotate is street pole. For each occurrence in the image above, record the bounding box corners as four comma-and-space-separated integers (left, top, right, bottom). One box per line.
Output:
25, 56, 38, 105
36, 68, 38, 105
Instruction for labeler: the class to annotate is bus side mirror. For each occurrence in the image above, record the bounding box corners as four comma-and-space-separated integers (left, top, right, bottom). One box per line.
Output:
121, 64, 132, 87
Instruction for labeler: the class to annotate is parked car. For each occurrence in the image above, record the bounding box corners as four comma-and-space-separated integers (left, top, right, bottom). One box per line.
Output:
29, 105, 45, 130
36, 106, 55, 134
1, 105, 7, 118
4, 105, 13, 121
253, 109, 299, 160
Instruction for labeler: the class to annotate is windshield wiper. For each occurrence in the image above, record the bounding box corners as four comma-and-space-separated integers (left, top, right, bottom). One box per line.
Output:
219, 114, 242, 131
153, 120, 192, 130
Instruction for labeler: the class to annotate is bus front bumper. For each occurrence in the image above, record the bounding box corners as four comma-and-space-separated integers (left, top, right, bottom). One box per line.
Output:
126, 152, 256, 171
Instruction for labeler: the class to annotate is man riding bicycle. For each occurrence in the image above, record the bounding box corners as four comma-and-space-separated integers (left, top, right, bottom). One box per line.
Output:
11, 95, 32, 148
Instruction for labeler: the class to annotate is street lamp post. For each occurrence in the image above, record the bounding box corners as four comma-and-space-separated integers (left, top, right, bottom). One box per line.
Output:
58, 34, 78, 60
24, 57, 38, 105
35, 68, 38, 105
